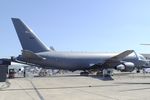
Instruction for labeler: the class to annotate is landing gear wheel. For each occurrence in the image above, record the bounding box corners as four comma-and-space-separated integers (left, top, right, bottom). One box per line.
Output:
96, 71, 103, 76
80, 72, 89, 76
137, 70, 140, 73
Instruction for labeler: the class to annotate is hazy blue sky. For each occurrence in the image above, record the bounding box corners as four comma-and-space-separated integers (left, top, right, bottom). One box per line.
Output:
0, 0, 150, 58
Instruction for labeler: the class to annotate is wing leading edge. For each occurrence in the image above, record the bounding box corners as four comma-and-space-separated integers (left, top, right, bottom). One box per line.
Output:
109, 50, 134, 61
91, 50, 135, 69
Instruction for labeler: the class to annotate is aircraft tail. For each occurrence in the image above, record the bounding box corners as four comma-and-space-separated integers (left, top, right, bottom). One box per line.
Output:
11, 18, 49, 53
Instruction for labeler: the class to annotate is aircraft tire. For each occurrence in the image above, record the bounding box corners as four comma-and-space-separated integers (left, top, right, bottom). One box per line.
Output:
80, 72, 89, 76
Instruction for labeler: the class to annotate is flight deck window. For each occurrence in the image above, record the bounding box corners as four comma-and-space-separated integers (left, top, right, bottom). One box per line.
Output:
139, 56, 146, 60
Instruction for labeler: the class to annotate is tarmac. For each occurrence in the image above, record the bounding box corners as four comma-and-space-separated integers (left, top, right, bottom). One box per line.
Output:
0, 72, 150, 100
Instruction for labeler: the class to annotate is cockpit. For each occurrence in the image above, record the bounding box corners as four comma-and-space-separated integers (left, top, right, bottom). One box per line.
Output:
137, 54, 146, 61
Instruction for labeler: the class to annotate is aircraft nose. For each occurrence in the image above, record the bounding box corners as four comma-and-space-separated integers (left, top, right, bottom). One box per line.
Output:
144, 60, 150, 67
137, 59, 147, 66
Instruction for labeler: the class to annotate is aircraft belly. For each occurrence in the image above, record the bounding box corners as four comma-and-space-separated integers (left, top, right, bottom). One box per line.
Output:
43, 58, 102, 70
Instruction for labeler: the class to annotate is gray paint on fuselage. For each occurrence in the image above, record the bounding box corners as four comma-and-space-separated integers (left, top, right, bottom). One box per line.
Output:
29, 51, 141, 70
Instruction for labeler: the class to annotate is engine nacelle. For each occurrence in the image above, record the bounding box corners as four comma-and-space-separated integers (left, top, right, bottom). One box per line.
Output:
116, 62, 135, 72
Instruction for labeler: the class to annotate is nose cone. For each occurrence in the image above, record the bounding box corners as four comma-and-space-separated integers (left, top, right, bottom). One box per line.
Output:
136, 54, 148, 67
139, 54, 150, 68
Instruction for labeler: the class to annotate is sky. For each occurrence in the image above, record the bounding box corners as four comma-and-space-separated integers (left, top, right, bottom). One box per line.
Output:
0, 0, 150, 58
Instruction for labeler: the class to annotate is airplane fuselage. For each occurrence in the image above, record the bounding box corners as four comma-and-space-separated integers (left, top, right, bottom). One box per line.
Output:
20, 51, 145, 71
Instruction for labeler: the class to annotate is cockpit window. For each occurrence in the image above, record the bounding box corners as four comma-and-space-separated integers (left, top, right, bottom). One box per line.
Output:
139, 55, 146, 60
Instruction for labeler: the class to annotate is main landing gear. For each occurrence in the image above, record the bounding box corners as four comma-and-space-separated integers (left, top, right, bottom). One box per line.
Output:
96, 69, 113, 77
96, 71, 103, 76
80, 71, 89, 76
136, 69, 140, 73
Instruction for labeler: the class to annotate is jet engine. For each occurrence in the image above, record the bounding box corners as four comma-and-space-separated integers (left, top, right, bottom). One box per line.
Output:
116, 62, 135, 72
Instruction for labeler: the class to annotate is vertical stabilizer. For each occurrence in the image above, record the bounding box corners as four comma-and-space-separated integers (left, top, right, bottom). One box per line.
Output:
11, 18, 49, 53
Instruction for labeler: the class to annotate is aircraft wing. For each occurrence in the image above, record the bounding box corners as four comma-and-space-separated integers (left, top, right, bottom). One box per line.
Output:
21, 50, 45, 60
109, 50, 134, 61
91, 50, 134, 69
104, 50, 134, 66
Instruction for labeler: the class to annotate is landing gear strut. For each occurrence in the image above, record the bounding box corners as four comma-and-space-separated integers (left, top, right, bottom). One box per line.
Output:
96, 71, 103, 76
136, 68, 140, 73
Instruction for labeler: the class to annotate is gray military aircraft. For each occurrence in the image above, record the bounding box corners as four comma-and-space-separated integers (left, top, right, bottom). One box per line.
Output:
11, 18, 147, 76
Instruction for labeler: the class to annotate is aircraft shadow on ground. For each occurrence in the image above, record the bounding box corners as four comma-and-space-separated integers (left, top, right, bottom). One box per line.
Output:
115, 82, 150, 92
48, 74, 114, 81
89, 75, 114, 81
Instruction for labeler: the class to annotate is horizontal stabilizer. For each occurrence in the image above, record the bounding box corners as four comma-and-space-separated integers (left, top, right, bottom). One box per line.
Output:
22, 50, 45, 60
